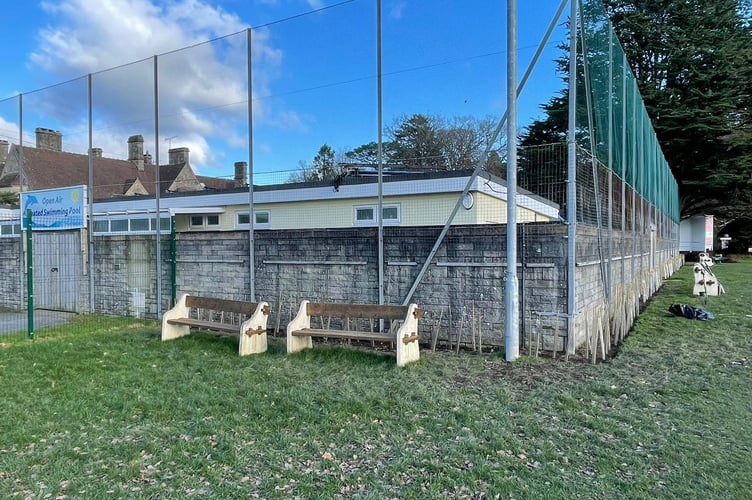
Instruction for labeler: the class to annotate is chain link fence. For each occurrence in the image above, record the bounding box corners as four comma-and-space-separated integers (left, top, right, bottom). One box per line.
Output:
0, 1, 680, 358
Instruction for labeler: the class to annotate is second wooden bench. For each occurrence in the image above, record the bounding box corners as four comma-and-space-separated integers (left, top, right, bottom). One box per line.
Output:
286, 301, 423, 366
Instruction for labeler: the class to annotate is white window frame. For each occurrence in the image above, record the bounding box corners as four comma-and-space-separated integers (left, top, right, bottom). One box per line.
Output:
353, 204, 400, 226
236, 212, 251, 227
206, 214, 220, 227
353, 205, 376, 226
92, 214, 171, 235
381, 204, 401, 224
188, 214, 220, 230
129, 217, 151, 232
0, 221, 21, 238
189, 215, 206, 228
254, 210, 271, 229
235, 210, 271, 230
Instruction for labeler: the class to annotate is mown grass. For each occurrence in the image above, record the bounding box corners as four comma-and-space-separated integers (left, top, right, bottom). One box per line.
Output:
1, 260, 751, 499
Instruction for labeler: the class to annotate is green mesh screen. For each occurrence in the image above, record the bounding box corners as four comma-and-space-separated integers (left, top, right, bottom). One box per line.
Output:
581, 0, 679, 222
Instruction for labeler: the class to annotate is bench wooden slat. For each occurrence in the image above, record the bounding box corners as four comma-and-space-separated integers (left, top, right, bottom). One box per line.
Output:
185, 296, 257, 315
306, 303, 409, 320
286, 300, 421, 366
167, 317, 240, 334
292, 328, 395, 343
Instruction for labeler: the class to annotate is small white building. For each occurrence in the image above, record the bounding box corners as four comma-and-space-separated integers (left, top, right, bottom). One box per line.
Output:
679, 214, 713, 252
91, 170, 560, 235
0, 170, 560, 237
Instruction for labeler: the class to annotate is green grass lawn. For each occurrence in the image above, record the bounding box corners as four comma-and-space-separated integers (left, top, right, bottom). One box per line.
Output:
1, 260, 751, 499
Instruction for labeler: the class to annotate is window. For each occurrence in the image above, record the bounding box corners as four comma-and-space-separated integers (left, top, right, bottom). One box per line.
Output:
111, 219, 129, 232
92, 215, 171, 235
93, 220, 109, 234
235, 211, 271, 229
151, 217, 170, 231
353, 204, 400, 226
188, 214, 220, 229
355, 207, 375, 224
255, 211, 270, 225
130, 218, 150, 232
382, 206, 399, 222
0, 222, 20, 237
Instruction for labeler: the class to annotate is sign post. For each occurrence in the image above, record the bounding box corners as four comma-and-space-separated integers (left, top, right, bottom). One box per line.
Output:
25, 209, 34, 340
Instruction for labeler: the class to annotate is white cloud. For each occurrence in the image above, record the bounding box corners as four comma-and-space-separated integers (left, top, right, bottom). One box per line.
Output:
28, 0, 291, 173
0, 117, 20, 144
254, 0, 323, 9
388, 0, 406, 20
267, 109, 308, 132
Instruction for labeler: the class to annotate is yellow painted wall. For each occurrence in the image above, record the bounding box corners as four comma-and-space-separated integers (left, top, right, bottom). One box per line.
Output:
222, 193, 482, 230
174, 213, 232, 232
473, 192, 552, 224
176, 190, 552, 232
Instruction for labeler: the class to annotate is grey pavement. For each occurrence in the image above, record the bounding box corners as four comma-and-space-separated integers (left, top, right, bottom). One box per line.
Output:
0, 310, 76, 334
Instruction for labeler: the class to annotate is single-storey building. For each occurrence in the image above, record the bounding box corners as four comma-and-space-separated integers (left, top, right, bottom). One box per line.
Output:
87, 169, 560, 235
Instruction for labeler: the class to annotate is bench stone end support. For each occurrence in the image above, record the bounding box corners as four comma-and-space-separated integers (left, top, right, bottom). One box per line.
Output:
692, 263, 725, 297
396, 303, 421, 367
238, 301, 271, 356
162, 293, 190, 341
287, 300, 313, 353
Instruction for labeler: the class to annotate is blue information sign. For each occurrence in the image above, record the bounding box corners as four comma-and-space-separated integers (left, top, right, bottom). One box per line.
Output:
20, 185, 87, 230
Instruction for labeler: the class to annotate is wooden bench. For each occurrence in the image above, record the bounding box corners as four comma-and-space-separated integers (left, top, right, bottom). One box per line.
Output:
162, 294, 271, 355
698, 252, 714, 267
692, 263, 725, 297
286, 301, 424, 366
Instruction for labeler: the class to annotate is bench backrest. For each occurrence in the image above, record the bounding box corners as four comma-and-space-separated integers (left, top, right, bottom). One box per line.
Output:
185, 295, 257, 315
306, 302, 409, 321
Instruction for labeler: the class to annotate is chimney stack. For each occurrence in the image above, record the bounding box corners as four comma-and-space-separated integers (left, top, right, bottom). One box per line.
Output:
169, 147, 189, 165
234, 161, 248, 187
0, 140, 8, 164
143, 151, 152, 166
128, 135, 145, 171
90, 147, 103, 159
35, 128, 63, 152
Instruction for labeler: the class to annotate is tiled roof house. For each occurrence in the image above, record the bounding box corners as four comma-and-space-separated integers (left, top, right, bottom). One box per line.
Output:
0, 128, 240, 201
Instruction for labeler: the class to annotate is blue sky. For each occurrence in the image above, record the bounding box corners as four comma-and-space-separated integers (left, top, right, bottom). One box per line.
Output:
0, 0, 569, 183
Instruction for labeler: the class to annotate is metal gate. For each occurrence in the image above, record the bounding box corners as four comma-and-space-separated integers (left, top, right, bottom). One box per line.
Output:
32, 231, 83, 312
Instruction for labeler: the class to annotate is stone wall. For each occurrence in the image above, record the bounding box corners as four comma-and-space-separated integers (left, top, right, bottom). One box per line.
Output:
0, 222, 680, 352
93, 235, 171, 318
250, 224, 570, 348
0, 238, 23, 310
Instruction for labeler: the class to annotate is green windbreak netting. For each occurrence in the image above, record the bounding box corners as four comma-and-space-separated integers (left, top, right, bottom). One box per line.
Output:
581, 0, 679, 222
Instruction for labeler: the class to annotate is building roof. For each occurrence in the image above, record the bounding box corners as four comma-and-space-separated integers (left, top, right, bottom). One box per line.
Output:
0, 145, 235, 200
197, 175, 239, 191
93, 169, 561, 221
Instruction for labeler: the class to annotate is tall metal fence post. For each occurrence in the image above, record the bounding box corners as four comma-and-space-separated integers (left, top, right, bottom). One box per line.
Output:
88, 73, 95, 313
170, 215, 177, 307
606, 27, 614, 302
247, 28, 256, 302
25, 209, 34, 340
566, 0, 578, 355
505, 0, 520, 361
154, 55, 162, 318
376, 0, 385, 306
18, 94, 25, 314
